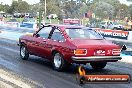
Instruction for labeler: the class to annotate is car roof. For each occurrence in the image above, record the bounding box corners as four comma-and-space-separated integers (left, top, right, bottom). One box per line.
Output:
49, 24, 85, 30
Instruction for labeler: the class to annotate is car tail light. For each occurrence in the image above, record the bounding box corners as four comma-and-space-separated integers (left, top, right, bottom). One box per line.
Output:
112, 49, 121, 55
74, 49, 87, 55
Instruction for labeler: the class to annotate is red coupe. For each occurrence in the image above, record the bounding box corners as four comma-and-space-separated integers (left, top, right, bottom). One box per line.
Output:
18, 24, 123, 71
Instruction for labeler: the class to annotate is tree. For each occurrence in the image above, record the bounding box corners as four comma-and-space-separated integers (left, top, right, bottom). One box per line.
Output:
46, 1, 61, 15
10, 1, 18, 13
0, 3, 4, 11
0, 3, 10, 13
117, 4, 129, 19
62, 0, 81, 18
17, 0, 29, 13
77, 3, 88, 18
89, 0, 131, 20
129, 5, 132, 20
91, 1, 115, 19
29, 4, 40, 13
32, 0, 132, 21
8, 0, 29, 14
39, 0, 62, 16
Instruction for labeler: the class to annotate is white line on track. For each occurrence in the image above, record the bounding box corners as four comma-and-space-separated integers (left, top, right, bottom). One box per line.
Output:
0, 80, 13, 88
0, 69, 31, 88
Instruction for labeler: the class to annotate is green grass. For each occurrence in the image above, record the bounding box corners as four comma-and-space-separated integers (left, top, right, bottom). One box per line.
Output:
4, 17, 24, 22
5, 17, 60, 24
45, 18, 62, 24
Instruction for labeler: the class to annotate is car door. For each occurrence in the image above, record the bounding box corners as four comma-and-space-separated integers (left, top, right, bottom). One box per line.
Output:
35, 26, 54, 58
28, 27, 53, 57
45, 28, 66, 58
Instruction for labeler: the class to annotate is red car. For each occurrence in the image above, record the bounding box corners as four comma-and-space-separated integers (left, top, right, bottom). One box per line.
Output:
18, 24, 123, 71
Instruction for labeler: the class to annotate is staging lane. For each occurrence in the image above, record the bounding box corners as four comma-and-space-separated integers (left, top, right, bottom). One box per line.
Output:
0, 38, 132, 88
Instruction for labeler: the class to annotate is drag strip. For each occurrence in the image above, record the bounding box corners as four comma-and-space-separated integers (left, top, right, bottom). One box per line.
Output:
0, 39, 83, 88
0, 37, 132, 88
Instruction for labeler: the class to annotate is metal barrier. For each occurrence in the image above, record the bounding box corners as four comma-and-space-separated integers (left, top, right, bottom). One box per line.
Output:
6, 22, 19, 27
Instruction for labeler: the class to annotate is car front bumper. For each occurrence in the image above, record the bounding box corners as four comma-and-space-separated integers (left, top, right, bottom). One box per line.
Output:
72, 56, 122, 62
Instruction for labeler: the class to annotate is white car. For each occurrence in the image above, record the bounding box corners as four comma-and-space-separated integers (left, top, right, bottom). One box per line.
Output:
47, 14, 58, 19
100, 21, 124, 30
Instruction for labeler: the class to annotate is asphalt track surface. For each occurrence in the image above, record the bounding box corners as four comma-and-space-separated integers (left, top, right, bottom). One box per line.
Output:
0, 27, 132, 88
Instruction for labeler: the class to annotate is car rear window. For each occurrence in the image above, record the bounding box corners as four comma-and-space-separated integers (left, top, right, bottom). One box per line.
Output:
65, 28, 103, 39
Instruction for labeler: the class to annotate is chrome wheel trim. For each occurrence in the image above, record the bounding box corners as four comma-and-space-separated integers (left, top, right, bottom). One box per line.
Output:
21, 47, 26, 58
54, 54, 62, 68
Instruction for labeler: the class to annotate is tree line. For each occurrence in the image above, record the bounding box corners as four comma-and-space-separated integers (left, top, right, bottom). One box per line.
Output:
0, 0, 132, 20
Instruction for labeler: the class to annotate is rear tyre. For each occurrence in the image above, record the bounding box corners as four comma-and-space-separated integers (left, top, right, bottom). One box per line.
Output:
113, 27, 117, 30
90, 62, 107, 70
20, 45, 29, 60
52, 53, 70, 71
102, 26, 105, 29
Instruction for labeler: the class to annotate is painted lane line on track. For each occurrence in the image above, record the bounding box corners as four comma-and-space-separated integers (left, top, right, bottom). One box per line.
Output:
0, 80, 13, 88
0, 77, 20, 88
0, 69, 31, 88
0, 59, 46, 88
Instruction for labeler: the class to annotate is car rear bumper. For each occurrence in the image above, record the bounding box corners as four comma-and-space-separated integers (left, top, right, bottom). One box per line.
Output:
71, 56, 122, 62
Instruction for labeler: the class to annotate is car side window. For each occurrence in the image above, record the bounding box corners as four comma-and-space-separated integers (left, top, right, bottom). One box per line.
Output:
37, 27, 52, 39
51, 29, 65, 42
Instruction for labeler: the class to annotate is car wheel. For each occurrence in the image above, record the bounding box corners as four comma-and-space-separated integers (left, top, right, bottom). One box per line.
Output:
20, 45, 29, 60
53, 53, 69, 71
90, 62, 107, 70
113, 27, 117, 30
102, 26, 105, 29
